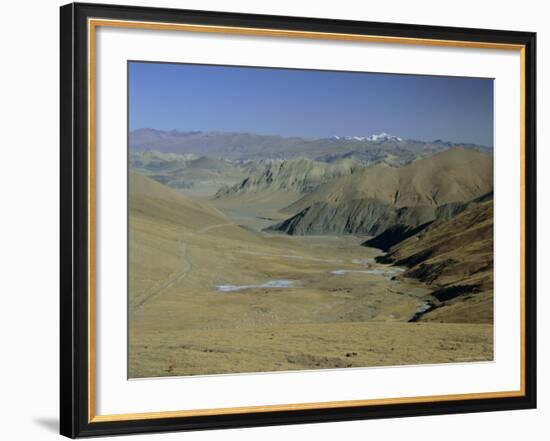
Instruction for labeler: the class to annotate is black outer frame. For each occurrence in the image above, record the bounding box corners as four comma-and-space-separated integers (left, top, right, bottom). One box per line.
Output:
60, 2, 537, 438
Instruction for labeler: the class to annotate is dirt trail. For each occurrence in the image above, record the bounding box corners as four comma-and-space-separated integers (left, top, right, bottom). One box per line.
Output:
133, 238, 191, 310
133, 222, 235, 310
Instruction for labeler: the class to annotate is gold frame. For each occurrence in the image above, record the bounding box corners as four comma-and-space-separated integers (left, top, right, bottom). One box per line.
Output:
87, 18, 527, 423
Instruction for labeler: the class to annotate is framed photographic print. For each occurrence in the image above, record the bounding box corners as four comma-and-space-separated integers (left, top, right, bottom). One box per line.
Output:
60, 2, 537, 438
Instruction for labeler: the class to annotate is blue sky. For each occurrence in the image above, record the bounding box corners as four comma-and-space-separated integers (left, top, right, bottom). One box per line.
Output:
129, 61, 494, 146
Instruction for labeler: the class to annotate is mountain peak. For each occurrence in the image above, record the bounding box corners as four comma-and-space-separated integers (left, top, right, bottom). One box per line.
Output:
366, 132, 403, 142
332, 133, 403, 143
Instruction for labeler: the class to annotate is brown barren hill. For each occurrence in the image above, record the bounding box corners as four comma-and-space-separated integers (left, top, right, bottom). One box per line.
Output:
378, 198, 494, 324
269, 148, 493, 236
287, 148, 492, 212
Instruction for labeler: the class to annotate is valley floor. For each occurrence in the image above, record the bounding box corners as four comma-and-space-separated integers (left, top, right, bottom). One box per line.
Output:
128, 175, 493, 378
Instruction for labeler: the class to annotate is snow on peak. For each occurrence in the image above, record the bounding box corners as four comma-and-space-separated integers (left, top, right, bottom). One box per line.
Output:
366, 132, 403, 142
332, 133, 403, 142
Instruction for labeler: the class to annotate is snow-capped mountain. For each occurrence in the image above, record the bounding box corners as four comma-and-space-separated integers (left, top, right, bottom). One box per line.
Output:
332, 132, 403, 143
366, 132, 403, 142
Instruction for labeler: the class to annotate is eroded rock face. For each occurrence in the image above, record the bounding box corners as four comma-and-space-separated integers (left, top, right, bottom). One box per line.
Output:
216, 157, 361, 197
267, 199, 431, 236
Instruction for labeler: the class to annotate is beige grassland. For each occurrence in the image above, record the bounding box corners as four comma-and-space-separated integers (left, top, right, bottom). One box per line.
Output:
128, 172, 493, 378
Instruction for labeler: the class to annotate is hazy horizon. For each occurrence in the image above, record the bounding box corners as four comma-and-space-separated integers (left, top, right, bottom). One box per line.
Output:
129, 62, 494, 146
130, 126, 493, 147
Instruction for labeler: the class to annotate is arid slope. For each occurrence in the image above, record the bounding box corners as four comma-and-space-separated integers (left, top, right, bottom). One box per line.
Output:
216, 157, 362, 198
269, 148, 493, 236
377, 198, 493, 323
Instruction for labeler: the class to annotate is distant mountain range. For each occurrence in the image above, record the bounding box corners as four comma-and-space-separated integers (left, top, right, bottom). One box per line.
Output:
332, 132, 403, 142
130, 128, 492, 164
130, 150, 259, 198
